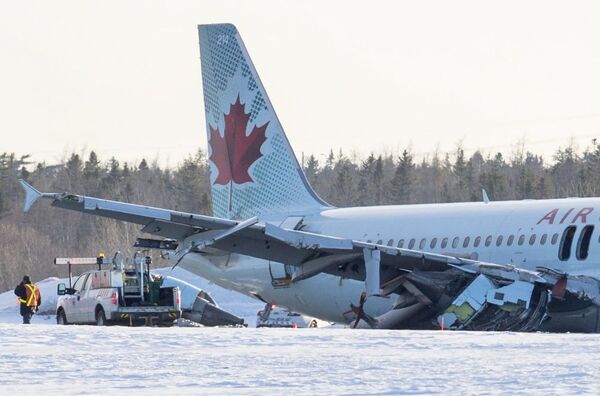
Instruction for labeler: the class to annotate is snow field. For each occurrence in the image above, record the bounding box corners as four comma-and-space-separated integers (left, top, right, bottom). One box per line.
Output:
1, 269, 599, 394
0, 325, 598, 394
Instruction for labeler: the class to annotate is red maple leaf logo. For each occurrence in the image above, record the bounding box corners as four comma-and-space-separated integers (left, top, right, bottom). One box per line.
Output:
209, 96, 269, 185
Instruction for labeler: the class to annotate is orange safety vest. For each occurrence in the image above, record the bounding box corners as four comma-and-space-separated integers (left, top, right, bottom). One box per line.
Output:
18, 284, 40, 307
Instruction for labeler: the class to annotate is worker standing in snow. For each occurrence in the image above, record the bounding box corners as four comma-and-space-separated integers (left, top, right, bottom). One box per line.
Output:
14, 276, 41, 324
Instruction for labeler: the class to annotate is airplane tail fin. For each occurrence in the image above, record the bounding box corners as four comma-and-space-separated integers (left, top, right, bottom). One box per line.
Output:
198, 24, 329, 220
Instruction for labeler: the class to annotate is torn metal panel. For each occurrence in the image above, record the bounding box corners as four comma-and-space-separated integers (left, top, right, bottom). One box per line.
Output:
437, 274, 549, 332
440, 275, 493, 328
458, 262, 547, 284
540, 271, 600, 306
487, 281, 534, 309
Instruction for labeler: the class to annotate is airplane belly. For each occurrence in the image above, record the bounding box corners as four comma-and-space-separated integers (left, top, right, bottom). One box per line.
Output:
176, 252, 395, 324
179, 253, 271, 296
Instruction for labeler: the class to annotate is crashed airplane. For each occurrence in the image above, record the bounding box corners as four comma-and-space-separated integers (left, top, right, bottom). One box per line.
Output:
20, 23, 600, 332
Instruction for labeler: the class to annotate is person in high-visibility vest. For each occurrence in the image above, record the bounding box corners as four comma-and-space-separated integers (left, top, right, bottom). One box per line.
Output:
14, 276, 41, 324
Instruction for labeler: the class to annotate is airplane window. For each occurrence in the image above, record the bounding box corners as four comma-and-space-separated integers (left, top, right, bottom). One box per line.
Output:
408, 239, 415, 249
441, 238, 448, 248
387, 239, 394, 247
496, 235, 503, 246
518, 235, 525, 246
419, 238, 426, 249
576, 225, 594, 260
558, 226, 577, 261
507, 235, 514, 246
377, 239, 383, 245
485, 235, 492, 247
551, 233, 559, 245
540, 234, 547, 245
474, 236, 481, 247
397, 239, 404, 248
430, 238, 437, 249
463, 237, 470, 248
529, 234, 536, 245
367, 240, 372, 243
452, 237, 459, 248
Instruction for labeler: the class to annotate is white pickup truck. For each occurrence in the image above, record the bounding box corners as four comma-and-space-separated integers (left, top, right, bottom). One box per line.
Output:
56, 266, 181, 326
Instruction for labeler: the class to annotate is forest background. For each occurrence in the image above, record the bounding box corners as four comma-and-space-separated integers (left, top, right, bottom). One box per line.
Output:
1, 140, 599, 291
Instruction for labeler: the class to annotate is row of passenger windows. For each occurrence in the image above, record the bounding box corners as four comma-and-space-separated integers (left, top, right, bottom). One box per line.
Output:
371, 233, 559, 250
367, 225, 595, 261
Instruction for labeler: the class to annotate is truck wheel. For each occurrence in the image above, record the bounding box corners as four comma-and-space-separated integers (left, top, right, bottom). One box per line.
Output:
95, 307, 107, 326
57, 309, 68, 325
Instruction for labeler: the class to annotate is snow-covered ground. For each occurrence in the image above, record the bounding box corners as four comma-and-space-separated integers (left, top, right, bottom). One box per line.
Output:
1, 270, 599, 394
0, 326, 599, 394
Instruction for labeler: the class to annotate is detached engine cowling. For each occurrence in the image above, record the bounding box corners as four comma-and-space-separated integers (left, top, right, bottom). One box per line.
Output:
162, 276, 245, 327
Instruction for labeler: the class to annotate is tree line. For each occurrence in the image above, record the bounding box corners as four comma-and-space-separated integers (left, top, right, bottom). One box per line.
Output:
1, 140, 600, 290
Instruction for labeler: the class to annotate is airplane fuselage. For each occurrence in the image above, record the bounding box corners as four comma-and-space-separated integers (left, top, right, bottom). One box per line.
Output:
178, 197, 600, 323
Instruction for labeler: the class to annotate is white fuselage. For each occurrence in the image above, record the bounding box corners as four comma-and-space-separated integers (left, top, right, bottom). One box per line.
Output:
177, 198, 600, 323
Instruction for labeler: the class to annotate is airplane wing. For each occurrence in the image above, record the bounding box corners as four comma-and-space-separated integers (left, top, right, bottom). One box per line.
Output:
20, 180, 600, 331
18, 179, 539, 278
20, 179, 236, 239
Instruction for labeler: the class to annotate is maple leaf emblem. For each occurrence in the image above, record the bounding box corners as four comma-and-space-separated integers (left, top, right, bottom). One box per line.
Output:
209, 96, 269, 185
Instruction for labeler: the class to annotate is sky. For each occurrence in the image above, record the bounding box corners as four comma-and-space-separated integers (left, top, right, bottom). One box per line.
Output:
2, 1, 600, 167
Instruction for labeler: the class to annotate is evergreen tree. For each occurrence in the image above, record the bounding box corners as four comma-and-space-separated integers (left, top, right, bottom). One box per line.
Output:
390, 150, 414, 204
83, 151, 101, 180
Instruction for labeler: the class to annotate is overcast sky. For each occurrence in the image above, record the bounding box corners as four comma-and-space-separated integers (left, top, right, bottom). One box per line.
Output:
3, 1, 600, 167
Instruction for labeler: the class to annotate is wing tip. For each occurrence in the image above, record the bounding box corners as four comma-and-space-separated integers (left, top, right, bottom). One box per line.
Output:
19, 179, 42, 212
